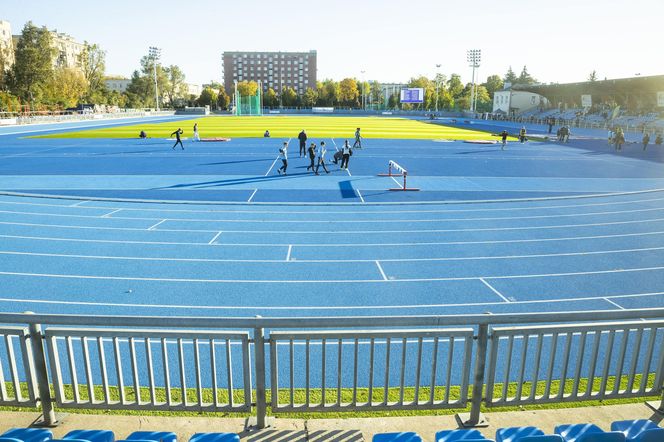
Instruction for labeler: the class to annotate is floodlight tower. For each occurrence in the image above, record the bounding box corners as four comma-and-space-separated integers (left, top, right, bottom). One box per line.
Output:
467, 49, 481, 113
148, 46, 162, 111
435, 64, 442, 113
360, 70, 366, 110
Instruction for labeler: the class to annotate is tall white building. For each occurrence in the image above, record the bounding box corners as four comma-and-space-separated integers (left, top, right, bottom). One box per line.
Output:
49, 30, 84, 69
0, 20, 14, 70
105, 78, 131, 93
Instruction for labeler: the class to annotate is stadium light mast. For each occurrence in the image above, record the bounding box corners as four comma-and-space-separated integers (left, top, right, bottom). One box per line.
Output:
360, 70, 366, 110
435, 64, 442, 113
467, 49, 481, 113
149, 46, 161, 111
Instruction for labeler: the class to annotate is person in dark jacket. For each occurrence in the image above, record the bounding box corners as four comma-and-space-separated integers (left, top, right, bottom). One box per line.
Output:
298, 130, 307, 157
171, 128, 184, 150
306, 142, 317, 172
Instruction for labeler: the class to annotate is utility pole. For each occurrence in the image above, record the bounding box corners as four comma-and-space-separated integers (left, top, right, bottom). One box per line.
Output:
435, 64, 442, 113
149, 46, 161, 111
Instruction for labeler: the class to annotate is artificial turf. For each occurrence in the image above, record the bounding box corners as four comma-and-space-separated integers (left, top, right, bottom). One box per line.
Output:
33, 116, 500, 141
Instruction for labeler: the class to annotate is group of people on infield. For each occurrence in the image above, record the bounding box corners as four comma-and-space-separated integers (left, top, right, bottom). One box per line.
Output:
277, 128, 361, 176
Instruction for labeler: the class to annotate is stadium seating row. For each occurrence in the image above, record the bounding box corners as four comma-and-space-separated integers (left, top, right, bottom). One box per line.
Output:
0, 429, 238, 442
372, 419, 663, 442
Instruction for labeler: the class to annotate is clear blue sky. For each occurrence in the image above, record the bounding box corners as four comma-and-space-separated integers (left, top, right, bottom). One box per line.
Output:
3, 0, 663, 86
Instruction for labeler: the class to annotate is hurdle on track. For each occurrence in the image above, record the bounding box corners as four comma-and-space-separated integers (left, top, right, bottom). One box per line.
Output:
379, 160, 420, 191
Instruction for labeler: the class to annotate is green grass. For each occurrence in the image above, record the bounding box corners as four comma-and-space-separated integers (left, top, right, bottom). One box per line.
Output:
33, 116, 499, 141
1, 374, 659, 419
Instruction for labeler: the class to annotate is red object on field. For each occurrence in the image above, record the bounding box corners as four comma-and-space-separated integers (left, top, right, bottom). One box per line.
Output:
200, 137, 232, 142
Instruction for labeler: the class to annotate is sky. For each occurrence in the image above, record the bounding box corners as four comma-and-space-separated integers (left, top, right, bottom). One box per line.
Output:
2, 0, 664, 86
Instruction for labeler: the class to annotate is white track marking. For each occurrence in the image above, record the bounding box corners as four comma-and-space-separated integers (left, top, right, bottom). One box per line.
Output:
147, 219, 166, 230
0, 291, 661, 311
603, 298, 626, 310
330, 139, 338, 150
390, 176, 401, 187
356, 189, 365, 203
3, 244, 664, 264
5, 214, 664, 234
2, 265, 664, 283
208, 232, 222, 245
286, 245, 293, 261
480, 278, 511, 303
247, 189, 258, 203
0, 117, 182, 136
100, 209, 122, 218
0, 190, 664, 215
265, 156, 280, 176
375, 261, 388, 280
5, 229, 664, 248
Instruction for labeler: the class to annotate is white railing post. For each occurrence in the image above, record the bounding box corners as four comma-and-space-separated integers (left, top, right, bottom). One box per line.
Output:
456, 324, 489, 427
252, 326, 269, 428
26, 312, 58, 426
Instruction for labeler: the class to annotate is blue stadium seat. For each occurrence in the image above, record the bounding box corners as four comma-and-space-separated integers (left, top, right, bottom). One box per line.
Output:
0, 438, 26, 442
610, 420, 660, 442
516, 437, 564, 442
436, 429, 489, 441
1, 429, 53, 442
575, 434, 625, 442
372, 433, 423, 442
63, 430, 114, 442
496, 427, 545, 442
125, 433, 176, 442
51, 439, 92, 442
555, 424, 604, 442
188, 434, 239, 442
632, 429, 664, 442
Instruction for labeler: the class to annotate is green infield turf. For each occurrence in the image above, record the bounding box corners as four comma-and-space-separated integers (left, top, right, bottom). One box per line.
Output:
34, 116, 501, 140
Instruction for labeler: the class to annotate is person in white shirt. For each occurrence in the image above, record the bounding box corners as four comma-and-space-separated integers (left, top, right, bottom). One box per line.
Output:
341, 140, 352, 170
315, 141, 330, 175
193, 123, 200, 142
277, 142, 288, 175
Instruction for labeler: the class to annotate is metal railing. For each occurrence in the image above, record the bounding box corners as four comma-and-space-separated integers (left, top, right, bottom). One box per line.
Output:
0, 309, 662, 428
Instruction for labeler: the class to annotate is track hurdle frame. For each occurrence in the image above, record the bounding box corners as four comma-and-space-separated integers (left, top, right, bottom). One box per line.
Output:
380, 160, 420, 191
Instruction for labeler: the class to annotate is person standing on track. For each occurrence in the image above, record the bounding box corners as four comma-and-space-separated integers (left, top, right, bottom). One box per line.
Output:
171, 128, 184, 150
353, 127, 362, 148
277, 141, 288, 175
642, 132, 650, 151
193, 123, 201, 142
519, 126, 527, 143
298, 129, 307, 157
306, 142, 317, 172
340, 139, 352, 170
315, 141, 329, 175
500, 130, 508, 150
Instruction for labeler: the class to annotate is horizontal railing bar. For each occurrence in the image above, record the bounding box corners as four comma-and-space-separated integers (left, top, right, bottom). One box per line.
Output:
54, 400, 251, 412
273, 400, 463, 413
492, 320, 664, 334
2, 308, 664, 329
487, 387, 660, 407
270, 329, 474, 339
44, 328, 250, 339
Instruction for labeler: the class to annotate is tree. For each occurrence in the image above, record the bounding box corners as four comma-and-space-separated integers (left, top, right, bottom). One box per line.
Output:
42, 68, 88, 108
126, 70, 153, 107
281, 87, 298, 107
197, 87, 218, 107
317, 79, 339, 106
338, 78, 359, 107
237, 80, 258, 97
446, 74, 464, 99
78, 42, 106, 102
217, 88, 230, 110
408, 76, 435, 109
163, 65, 187, 105
370, 81, 383, 108
517, 66, 537, 85
387, 92, 399, 109
0, 43, 13, 91
263, 88, 278, 107
504, 66, 518, 84
10, 22, 55, 102
588, 70, 598, 82
206, 80, 222, 90
302, 87, 318, 108
483, 74, 504, 98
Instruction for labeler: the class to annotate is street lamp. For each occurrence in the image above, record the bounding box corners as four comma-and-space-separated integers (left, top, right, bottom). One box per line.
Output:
467, 49, 481, 113
360, 70, 366, 110
435, 64, 442, 113
148, 46, 161, 111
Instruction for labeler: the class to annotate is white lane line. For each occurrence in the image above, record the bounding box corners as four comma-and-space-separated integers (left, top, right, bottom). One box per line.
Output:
3, 265, 664, 283
286, 245, 293, 261
0, 117, 182, 136
5, 244, 664, 264
480, 278, 512, 303
6, 214, 664, 234
356, 189, 365, 203
5, 194, 664, 216
6, 205, 664, 224
603, 298, 626, 310
390, 176, 401, 187
0, 146, 68, 158
0, 291, 662, 311
346, 167, 352, 177
247, 189, 258, 203
375, 261, 388, 281
147, 219, 167, 230
330, 138, 338, 150
100, 209, 122, 218
208, 232, 222, 245
265, 156, 280, 176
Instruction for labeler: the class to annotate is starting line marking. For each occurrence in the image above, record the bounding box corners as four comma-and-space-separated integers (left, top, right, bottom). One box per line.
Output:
480, 277, 511, 303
